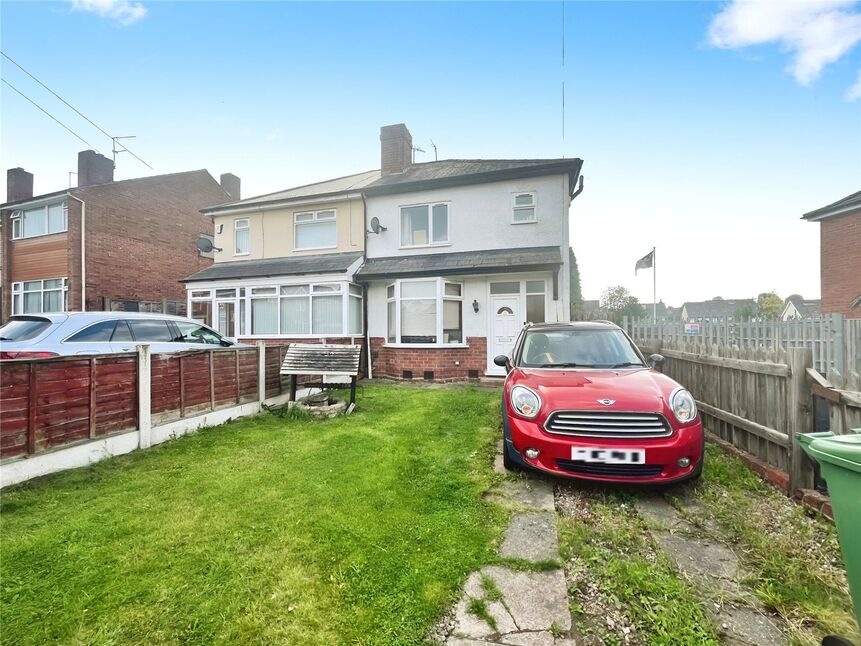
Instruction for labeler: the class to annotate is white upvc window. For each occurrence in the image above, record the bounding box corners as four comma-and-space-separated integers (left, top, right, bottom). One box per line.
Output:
294, 209, 337, 250
12, 278, 68, 314
386, 278, 464, 346
512, 192, 536, 223
234, 218, 250, 255
11, 201, 68, 239
400, 203, 449, 247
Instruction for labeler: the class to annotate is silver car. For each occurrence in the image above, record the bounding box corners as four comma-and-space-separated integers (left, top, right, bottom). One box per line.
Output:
0, 312, 244, 360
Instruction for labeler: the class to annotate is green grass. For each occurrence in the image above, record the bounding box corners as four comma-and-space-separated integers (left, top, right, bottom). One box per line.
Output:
0, 384, 508, 646
466, 598, 497, 631
557, 490, 721, 645
686, 443, 860, 645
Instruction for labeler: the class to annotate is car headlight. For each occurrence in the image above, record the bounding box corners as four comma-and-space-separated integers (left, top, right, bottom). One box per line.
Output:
670, 388, 697, 424
510, 386, 541, 418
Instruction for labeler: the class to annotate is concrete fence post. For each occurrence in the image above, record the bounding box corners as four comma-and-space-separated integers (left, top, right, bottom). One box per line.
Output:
256, 340, 267, 404
787, 347, 813, 494
832, 312, 845, 376
138, 344, 152, 449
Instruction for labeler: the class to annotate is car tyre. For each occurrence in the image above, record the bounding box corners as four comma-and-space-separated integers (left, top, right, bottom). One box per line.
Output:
502, 441, 518, 471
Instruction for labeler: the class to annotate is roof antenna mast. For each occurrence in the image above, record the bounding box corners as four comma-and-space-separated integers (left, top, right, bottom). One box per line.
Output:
112, 135, 137, 166
430, 139, 438, 161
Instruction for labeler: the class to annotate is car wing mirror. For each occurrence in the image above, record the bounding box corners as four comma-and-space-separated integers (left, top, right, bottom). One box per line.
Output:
649, 353, 665, 371
493, 354, 510, 371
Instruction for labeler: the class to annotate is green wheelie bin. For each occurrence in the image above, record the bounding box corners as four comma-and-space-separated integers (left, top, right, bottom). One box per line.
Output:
799, 429, 861, 641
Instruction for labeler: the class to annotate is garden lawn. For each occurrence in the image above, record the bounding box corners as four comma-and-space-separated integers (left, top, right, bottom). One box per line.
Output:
0, 384, 507, 646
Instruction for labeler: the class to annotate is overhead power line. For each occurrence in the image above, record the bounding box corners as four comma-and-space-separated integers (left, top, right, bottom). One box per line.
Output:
2, 78, 101, 153
1, 50, 153, 170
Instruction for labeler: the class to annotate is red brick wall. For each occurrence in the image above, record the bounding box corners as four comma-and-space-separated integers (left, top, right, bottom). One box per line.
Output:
369, 336, 487, 381
78, 170, 225, 310
819, 210, 861, 318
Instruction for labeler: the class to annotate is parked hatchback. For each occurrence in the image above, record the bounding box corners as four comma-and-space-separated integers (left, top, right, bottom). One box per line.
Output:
0, 312, 241, 360
496, 321, 703, 484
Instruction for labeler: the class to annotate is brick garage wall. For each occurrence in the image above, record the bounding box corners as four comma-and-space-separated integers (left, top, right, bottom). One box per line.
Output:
369, 336, 487, 381
79, 171, 226, 310
819, 209, 861, 318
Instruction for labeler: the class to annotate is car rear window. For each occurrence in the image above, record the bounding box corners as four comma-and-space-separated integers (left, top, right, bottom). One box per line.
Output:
66, 320, 117, 343
0, 317, 52, 342
128, 319, 173, 342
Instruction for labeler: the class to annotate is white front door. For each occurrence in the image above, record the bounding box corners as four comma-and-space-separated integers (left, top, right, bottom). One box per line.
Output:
488, 295, 521, 374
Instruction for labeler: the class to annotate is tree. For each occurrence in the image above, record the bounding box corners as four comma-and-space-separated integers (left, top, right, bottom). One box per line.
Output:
734, 303, 756, 320
757, 291, 782, 318
600, 285, 644, 323
568, 248, 583, 315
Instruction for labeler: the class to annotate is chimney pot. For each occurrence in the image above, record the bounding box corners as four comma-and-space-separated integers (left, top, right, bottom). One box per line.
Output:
6, 168, 34, 202
380, 123, 413, 175
77, 150, 114, 187
220, 173, 241, 200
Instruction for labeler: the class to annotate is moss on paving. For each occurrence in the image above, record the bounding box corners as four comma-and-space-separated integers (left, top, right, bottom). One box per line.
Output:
0, 385, 507, 646
557, 489, 721, 645
685, 443, 860, 645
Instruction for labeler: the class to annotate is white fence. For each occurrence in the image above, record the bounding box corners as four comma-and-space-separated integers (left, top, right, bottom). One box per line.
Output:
625, 314, 861, 375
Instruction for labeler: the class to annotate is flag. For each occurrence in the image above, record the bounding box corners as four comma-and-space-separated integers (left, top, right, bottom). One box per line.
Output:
635, 249, 654, 275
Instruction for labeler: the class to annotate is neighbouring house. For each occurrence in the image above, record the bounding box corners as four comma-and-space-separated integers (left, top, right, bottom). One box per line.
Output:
802, 190, 861, 319
183, 123, 584, 381
780, 294, 821, 321
359, 124, 583, 379
0, 150, 234, 322
641, 301, 678, 321
680, 298, 756, 323
182, 169, 379, 341
572, 299, 601, 319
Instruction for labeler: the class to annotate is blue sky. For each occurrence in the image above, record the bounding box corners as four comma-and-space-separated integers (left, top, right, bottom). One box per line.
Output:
2, 1, 859, 306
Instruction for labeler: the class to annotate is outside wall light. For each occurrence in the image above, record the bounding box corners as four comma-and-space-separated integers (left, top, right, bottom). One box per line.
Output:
472, 299, 480, 313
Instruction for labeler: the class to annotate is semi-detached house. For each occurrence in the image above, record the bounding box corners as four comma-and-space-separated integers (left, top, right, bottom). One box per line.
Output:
184, 123, 584, 380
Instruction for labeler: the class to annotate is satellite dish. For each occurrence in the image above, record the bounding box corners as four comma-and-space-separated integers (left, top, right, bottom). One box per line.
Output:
196, 236, 221, 253
369, 217, 387, 234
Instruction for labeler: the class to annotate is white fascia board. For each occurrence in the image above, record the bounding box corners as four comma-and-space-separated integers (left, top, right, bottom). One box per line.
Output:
204, 192, 363, 218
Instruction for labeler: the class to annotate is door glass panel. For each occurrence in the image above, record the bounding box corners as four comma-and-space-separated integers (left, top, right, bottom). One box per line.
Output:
526, 294, 545, 323
490, 282, 519, 295
526, 280, 545, 294
67, 320, 117, 342
217, 302, 235, 336
112, 321, 133, 342
128, 319, 173, 342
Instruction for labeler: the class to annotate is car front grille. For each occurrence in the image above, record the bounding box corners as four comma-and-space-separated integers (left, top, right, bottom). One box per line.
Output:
544, 411, 672, 439
556, 460, 665, 478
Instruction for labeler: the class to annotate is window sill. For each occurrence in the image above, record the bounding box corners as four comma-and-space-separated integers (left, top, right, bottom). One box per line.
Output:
292, 245, 338, 252
11, 230, 68, 241
398, 243, 452, 250
234, 252, 250, 257
511, 220, 537, 225
383, 343, 469, 349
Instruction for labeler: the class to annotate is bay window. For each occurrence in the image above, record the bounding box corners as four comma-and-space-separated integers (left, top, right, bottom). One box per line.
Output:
294, 210, 336, 250
386, 278, 464, 345
12, 278, 68, 314
11, 201, 67, 239
188, 281, 363, 337
400, 203, 449, 247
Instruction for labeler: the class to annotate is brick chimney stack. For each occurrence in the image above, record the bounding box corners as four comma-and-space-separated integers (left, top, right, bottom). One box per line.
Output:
77, 150, 114, 187
6, 168, 34, 202
220, 173, 241, 200
380, 124, 413, 175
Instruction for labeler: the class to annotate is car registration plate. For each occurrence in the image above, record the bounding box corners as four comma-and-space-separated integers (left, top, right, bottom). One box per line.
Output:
572, 447, 646, 464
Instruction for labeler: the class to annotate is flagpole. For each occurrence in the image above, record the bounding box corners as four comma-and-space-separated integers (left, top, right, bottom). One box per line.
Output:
652, 246, 657, 323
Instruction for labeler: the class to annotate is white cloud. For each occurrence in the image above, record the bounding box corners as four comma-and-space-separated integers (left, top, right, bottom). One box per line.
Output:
847, 68, 861, 100
71, 0, 148, 26
708, 0, 861, 91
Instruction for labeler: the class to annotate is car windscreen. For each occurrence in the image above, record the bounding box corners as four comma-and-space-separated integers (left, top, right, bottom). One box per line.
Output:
519, 328, 645, 368
0, 317, 53, 342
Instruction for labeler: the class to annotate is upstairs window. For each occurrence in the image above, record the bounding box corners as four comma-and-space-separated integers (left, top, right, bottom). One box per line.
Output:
400, 203, 449, 247
294, 209, 336, 250
512, 193, 536, 223
234, 218, 250, 255
11, 202, 68, 239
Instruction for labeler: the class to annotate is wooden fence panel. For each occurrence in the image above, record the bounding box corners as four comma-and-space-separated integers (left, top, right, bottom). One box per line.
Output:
0, 363, 31, 458
213, 351, 239, 408
182, 353, 213, 416
33, 359, 91, 452
93, 356, 138, 436
238, 350, 258, 402
151, 356, 181, 421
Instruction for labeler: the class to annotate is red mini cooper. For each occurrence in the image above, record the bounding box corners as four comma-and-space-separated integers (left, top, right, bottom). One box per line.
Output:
495, 321, 703, 483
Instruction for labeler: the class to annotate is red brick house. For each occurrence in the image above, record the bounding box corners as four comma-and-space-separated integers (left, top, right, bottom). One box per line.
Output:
0, 150, 237, 322
803, 190, 861, 319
